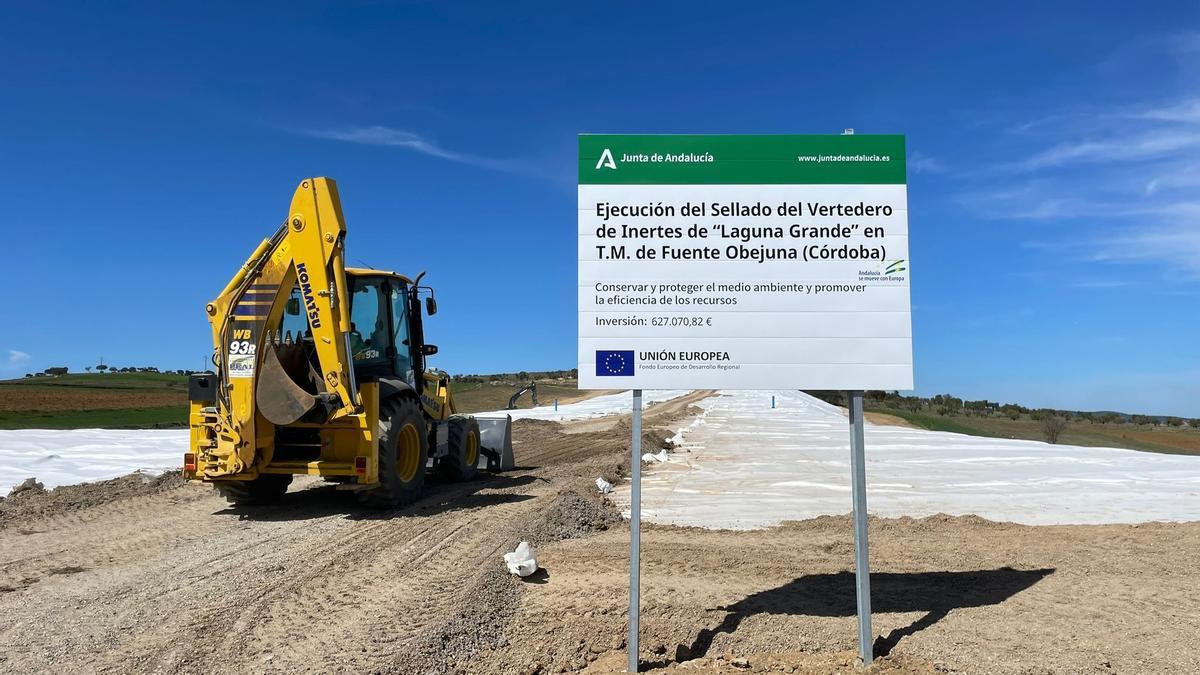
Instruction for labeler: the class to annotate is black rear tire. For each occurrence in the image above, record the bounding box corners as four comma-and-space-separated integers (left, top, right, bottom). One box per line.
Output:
214, 474, 293, 505
358, 398, 428, 508
438, 415, 481, 482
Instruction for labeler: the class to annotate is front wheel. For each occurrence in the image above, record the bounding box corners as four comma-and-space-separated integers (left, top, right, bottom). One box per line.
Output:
438, 415, 480, 482
358, 398, 428, 508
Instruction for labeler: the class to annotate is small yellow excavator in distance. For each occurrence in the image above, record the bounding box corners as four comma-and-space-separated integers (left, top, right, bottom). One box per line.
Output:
184, 178, 513, 506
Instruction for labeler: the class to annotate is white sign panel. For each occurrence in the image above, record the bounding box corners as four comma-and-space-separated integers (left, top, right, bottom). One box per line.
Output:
578, 134, 912, 390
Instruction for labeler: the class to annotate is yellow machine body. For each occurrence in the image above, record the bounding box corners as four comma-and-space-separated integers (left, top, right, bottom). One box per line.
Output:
184, 178, 500, 506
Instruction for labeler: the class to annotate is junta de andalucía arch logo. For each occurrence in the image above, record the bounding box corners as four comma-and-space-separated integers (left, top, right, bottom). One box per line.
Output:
595, 148, 617, 170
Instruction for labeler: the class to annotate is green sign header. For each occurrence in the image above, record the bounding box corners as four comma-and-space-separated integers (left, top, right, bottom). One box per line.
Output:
579, 134, 906, 185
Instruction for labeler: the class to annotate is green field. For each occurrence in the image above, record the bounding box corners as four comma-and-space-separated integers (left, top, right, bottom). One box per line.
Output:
0, 406, 187, 430
0, 372, 189, 390
0, 372, 583, 429
0, 373, 189, 429
448, 380, 585, 414
869, 406, 1200, 456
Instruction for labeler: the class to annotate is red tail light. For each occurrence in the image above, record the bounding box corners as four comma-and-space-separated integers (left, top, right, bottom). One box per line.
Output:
184, 453, 197, 472
354, 457, 367, 476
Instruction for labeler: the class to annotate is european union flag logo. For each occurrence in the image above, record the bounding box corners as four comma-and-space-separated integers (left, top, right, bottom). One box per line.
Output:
596, 350, 634, 376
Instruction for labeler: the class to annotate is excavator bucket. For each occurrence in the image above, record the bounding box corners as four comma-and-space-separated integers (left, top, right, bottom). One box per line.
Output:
256, 343, 319, 426
475, 414, 515, 471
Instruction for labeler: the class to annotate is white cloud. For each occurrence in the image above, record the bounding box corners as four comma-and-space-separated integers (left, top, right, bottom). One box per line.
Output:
1090, 223, 1200, 279
1022, 217, 1200, 280
304, 126, 529, 173
1012, 130, 1200, 172
3, 350, 30, 372
1138, 160, 1200, 197
908, 151, 945, 174
952, 35, 1200, 295
1069, 279, 1132, 290
1134, 97, 1200, 124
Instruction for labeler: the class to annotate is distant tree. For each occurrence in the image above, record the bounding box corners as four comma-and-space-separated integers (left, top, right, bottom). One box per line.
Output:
931, 394, 963, 413
998, 403, 1022, 420
805, 391, 848, 407
96, 364, 108, 372
1191, 419, 1200, 429
1168, 417, 1184, 427
963, 399, 994, 417
85, 366, 91, 373
1042, 416, 1068, 444
44, 367, 68, 376
1132, 414, 1153, 426
1078, 411, 1095, 424
24, 373, 32, 378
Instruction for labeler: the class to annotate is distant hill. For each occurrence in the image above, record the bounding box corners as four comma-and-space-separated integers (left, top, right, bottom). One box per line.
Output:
0, 372, 189, 429
0, 370, 584, 429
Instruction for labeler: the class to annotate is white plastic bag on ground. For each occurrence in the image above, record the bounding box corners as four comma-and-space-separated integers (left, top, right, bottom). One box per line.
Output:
503, 541, 539, 577
595, 477, 613, 494
641, 449, 669, 464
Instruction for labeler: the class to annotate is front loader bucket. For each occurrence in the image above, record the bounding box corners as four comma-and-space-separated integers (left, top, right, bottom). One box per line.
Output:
475, 414, 515, 471
256, 343, 319, 426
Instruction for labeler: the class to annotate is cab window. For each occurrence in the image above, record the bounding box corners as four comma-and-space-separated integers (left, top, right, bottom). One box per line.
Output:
280, 286, 310, 341
391, 282, 413, 378
349, 278, 390, 367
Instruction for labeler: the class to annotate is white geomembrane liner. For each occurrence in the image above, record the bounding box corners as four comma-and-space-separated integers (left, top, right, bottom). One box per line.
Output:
474, 389, 691, 422
614, 390, 1200, 528
0, 428, 188, 494
0, 390, 692, 493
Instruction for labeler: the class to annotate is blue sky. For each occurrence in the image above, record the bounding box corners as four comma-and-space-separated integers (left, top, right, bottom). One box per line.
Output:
2, 2, 1198, 415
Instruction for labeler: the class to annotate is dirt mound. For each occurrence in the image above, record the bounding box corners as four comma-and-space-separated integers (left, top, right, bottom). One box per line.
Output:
0, 470, 185, 529
608, 418, 677, 452
532, 488, 622, 542
516, 418, 564, 431
397, 483, 626, 674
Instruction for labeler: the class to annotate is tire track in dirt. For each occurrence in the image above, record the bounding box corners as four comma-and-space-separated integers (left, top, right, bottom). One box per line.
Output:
0, 396, 702, 674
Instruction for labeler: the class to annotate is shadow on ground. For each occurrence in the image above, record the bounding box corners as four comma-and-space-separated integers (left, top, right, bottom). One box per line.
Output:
213, 473, 542, 522
656, 567, 1054, 666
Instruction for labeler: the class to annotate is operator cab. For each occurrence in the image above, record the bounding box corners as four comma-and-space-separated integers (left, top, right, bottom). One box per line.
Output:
270, 270, 436, 407
344, 270, 437, 384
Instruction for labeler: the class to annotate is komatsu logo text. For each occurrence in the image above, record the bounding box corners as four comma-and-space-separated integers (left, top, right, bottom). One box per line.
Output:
296, 263, 322, 328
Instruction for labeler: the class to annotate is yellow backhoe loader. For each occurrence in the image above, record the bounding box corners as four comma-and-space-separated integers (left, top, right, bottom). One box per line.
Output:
184, 177, 514, 506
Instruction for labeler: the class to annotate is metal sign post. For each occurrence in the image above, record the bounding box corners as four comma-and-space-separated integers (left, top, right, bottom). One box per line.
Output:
628, 389, 642, 672
847, 390, 874, 664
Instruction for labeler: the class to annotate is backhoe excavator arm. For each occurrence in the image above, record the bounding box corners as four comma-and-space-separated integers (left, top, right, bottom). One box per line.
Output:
200, 178, 361, 477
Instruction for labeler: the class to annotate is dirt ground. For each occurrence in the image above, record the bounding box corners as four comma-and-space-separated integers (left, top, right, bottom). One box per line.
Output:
0, 386, 184, 412
839, 409, 919, 430
449, 380, 607, 414
2, 398, 1198, 674
482, 517, 1200, 674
